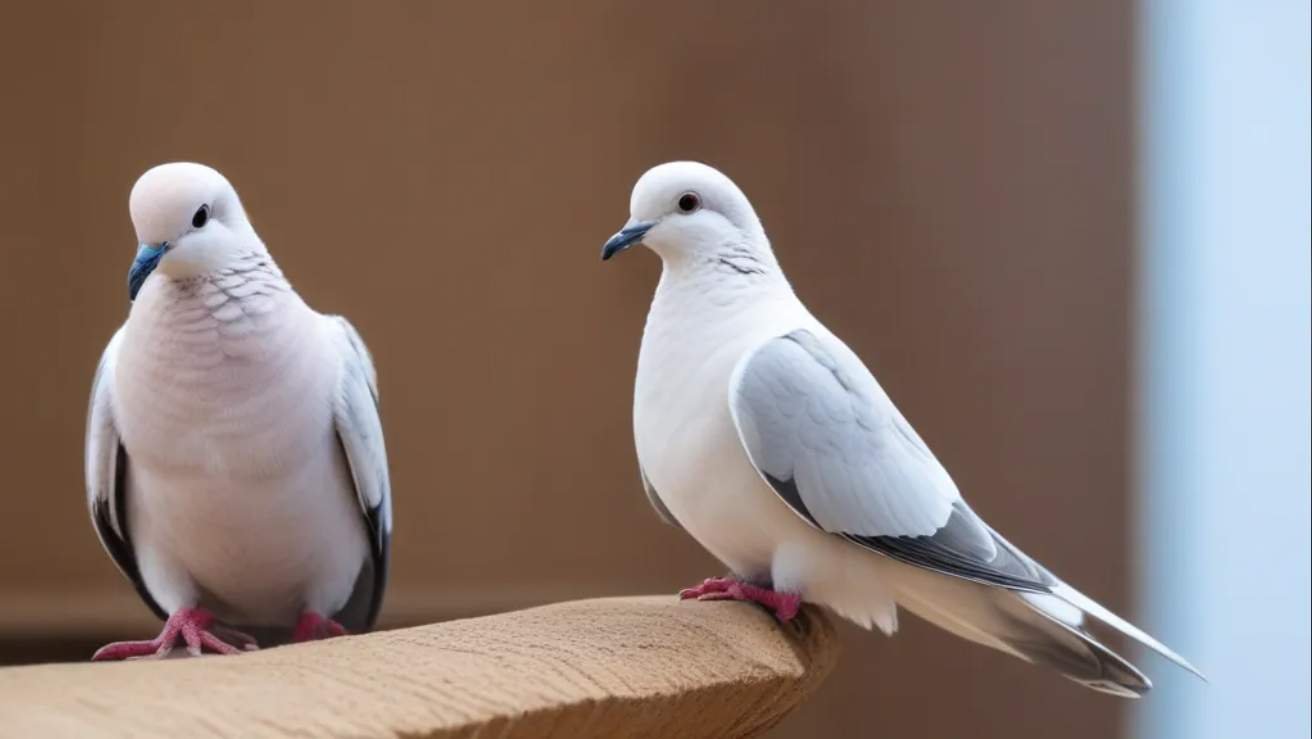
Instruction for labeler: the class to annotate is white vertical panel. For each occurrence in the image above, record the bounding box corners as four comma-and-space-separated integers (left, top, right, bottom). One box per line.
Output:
1135, 1, 1311, 737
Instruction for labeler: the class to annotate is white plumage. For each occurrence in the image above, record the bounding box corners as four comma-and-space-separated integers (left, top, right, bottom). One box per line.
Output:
86, 163, 390, 658
604, 161, 1201, 696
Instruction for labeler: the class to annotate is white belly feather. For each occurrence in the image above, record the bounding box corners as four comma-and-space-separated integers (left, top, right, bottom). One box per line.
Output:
114, 276, 368, 626
632, 275, 901, 634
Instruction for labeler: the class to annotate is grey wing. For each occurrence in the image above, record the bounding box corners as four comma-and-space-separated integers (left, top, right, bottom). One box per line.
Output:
86, 328, 166, 619
728, 329, 1052, 592
640, 464, 681, 528
329, 316, 393, 630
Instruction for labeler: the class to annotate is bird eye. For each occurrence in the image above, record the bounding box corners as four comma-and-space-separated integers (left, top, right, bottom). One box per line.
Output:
192, 205, 210, 229
677, 192, 701, 213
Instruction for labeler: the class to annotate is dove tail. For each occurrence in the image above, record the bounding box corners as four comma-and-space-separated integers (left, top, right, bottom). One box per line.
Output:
884, 561, 1199, 696
888, 567, 1150, 697
1003, 591, 1152, 698
1049, 582, 1206, 681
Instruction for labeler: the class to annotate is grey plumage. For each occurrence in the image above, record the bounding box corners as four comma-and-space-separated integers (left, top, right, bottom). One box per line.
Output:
729, 327, 1197, 695
86, 330, 165, 620
328, 316, 392, 630
733, 330, 1051, 592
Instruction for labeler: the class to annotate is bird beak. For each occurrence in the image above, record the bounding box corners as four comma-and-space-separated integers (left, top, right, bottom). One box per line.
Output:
601, 221, 654, 261
127, 241, 169, 301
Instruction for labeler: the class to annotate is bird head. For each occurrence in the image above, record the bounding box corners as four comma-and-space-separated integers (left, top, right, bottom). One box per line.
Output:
126, 162, 262, 301
600, 161, 769, 266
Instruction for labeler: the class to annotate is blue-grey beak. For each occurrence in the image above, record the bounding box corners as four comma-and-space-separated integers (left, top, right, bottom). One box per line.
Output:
127, 242, 168, 301
601, 222, 654, 261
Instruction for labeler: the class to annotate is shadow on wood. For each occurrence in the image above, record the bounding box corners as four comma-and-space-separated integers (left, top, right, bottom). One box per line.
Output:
0, 595, 837, 738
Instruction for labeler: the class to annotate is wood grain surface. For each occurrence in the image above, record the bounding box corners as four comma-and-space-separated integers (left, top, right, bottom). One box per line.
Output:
0, 596, 837, 738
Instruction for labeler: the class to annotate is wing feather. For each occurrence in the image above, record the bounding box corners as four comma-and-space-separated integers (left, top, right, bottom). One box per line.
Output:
729, 329, 1052, 592
640, 464, 681, 528
329, 316, 392, 630
85, 328, 165, 619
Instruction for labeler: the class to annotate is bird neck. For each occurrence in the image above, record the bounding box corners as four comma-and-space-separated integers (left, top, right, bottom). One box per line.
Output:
651, 242, 793, 319
642, 257, 803, 372
125, 251, 309, 370
116, 256, 329, 451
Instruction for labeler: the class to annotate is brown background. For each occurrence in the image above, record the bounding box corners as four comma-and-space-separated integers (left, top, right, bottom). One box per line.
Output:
0, 2, 1135, 737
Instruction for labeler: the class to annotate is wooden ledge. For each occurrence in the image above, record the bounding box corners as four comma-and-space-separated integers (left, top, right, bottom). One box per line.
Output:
0, 595, 838, 738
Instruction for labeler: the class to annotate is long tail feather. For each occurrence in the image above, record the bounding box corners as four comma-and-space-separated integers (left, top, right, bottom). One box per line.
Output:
1003, 592, 1152, 698
1051, 582, 1206, 681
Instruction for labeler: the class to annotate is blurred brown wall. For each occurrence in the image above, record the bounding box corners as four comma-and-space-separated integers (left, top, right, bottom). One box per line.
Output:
0, 2, 1133, 737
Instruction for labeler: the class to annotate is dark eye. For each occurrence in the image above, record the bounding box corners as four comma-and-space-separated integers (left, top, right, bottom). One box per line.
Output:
677, 192, 701, 213
192, 205, 210, 229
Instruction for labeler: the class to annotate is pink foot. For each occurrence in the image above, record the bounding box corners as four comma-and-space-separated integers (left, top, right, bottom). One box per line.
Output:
92, 608, 257, 661
679, 577, 802, 622
292, 612, 349, 642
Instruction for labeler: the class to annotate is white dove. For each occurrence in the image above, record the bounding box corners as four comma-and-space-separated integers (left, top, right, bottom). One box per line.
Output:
601, 161, 1201, 696
86, 162, 391, 659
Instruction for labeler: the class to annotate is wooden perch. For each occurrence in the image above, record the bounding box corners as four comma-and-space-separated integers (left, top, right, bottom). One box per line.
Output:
0, 595, 837, 738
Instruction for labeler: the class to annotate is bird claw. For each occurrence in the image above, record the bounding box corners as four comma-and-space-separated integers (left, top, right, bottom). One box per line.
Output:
679, 576, 737, 600
92, 607, 256, 661
210, 624, 260, 652
678, 576, 802, 622
291, 612, 349, 642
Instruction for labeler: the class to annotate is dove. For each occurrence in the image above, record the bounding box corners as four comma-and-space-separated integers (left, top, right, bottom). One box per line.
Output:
600, 161, 1202, 696
85, 162, 391, 659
